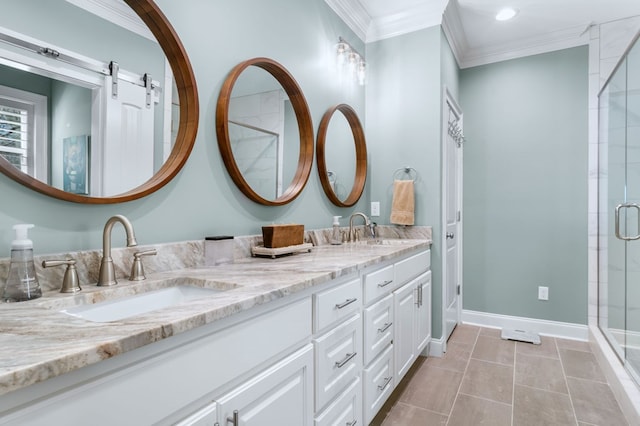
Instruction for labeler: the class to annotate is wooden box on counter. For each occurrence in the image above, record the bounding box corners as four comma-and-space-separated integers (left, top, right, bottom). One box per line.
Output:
261, 224, 304, 248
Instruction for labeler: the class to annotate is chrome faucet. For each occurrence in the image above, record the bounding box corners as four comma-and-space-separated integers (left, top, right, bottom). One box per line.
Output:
98, 215, 138, 286
349, 212, 372, 242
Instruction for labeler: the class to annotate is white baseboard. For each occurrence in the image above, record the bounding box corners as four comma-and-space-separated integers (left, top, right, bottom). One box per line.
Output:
428, 337, 444, 357
462, 310, 589, 341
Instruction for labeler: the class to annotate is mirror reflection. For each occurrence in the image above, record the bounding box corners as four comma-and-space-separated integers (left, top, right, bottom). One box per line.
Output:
228, 67, 300, 200
0, 0, 177, 197
216, 57, 314, 206
316, 104, 367, 207
324, 112, 356, 201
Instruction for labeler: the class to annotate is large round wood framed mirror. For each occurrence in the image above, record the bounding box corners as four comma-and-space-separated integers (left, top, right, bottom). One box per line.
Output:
0, 0, 198, 203
216, 57, 314, 206
316, 104, 367, 207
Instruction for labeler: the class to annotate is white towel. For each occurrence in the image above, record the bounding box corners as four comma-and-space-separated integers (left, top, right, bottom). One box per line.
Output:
390, 179, 414, 225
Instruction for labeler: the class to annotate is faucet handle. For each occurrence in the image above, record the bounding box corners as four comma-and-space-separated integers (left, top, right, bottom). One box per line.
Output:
129, 249, 157, 281
42, 258, 81, 293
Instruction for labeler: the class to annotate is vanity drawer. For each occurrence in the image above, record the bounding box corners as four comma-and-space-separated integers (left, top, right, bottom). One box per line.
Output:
363, 344, 394, 425
314, 314, 362, 411
395, 250, 430, 285
314, 377, 361, 426
363, 264, 394, 304
363, 294, 393, 366
314, 277, 362, 332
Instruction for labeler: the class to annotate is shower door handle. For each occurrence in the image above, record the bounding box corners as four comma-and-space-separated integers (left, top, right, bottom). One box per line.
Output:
615, 203, 640, 240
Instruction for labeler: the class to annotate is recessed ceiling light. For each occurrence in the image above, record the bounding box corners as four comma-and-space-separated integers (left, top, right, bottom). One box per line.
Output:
495, 7, 518, 21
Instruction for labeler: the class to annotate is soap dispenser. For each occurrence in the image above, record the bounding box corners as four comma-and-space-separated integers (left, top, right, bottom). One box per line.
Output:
2, 224, 42, 302
330, 216, 342, 245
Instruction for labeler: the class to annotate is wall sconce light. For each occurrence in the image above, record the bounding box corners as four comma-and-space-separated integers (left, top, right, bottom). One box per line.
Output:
336, 36, 366, 85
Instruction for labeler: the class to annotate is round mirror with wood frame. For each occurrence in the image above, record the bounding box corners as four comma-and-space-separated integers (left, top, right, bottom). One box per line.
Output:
316, 104, 367, 207
0, 0, 199, 204
216, 57, 314, 206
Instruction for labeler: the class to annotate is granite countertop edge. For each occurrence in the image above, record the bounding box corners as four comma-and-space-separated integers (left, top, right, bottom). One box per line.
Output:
0, 238, 431, 396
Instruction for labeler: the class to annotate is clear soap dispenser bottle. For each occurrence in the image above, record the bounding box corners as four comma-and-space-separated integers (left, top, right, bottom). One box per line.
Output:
2, 224, 42, 302
330, 216, 342, 245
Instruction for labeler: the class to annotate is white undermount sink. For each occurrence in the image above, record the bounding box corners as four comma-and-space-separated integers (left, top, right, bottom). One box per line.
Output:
60, 285, 221, 323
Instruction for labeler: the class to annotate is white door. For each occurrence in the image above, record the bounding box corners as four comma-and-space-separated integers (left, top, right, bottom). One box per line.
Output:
442, 88, 464, 343
217, 345, 313, 426
393, 280, 417, 381
101, 75, 154, 196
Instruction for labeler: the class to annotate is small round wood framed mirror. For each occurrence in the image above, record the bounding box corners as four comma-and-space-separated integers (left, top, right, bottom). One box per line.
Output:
216, 58, 314, 206
316, 104, 367, 207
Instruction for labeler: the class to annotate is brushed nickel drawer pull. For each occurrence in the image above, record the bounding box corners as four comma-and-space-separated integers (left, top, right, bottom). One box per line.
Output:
227, 410, 239, 425
377, 279, 393, 288
335, 298, 357, 309
335, 352, 357, 368
377, 322, 393, 333
378, 376, 392, 391
346, 420, 357, 426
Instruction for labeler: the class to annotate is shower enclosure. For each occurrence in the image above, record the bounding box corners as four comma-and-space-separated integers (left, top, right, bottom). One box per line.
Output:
599, 30, 640, 386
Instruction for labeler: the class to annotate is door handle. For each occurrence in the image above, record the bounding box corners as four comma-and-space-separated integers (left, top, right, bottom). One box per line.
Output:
446, 232, 454, 239
615, 203, 640, 241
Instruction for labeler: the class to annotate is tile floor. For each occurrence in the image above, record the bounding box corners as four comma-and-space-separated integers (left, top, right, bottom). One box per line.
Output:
371, 324, 630, 426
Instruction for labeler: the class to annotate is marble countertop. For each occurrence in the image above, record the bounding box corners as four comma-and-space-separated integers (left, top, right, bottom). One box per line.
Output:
0, 238, 430, 396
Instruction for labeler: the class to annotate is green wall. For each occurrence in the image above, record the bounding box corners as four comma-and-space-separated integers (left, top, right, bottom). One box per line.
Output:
366, 27, 459, 339
460, 47, 589, 324
0, 0, 367, 254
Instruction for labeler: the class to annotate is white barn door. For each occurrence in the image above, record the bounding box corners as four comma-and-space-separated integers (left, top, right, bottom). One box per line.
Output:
101, 75, 154, 196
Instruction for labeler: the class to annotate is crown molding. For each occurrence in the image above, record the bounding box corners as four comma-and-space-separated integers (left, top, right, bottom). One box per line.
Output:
459, 23, 590, 68
65, 0, 156, 42
367, 1, 448, 42
323, 0, 370, 42
441, 0, 466, 68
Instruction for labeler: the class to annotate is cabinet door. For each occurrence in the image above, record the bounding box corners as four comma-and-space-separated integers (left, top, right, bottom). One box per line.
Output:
175, 402, 217, 426
415, 271, 432, 354
393, 280, 417, 381
217, 344, 313, 426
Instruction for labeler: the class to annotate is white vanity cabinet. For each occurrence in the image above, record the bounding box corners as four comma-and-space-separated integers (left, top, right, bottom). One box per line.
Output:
0, 245, 431, 426
393, 271, 431, 381
1, 298, 312, 426
216, 344, 314, 426
175, 403, 218, 426
312, 275, 363, 422
361, 248, 431, 422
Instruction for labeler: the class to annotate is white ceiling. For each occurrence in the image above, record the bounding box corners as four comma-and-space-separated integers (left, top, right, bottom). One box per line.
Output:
324, 0, 640, 68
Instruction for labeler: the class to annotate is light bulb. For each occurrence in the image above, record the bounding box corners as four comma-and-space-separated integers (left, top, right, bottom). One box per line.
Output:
357, 61, 366, 85
336, 42, 348, 67
495, 7, 518, 21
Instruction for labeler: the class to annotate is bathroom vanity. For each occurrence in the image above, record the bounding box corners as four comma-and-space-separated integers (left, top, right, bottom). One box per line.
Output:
0, 233, 431, 425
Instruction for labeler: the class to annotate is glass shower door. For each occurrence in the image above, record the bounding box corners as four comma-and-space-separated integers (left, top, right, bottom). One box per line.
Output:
625, 39, 640, 380
599, 34, 640, 385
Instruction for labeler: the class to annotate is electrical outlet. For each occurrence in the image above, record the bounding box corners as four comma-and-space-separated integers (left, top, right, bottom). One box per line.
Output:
538, 286, 549, 301
371, 201, 380, 217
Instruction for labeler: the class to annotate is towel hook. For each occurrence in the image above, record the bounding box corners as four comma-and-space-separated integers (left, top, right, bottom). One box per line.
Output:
392, 166, 417, 182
